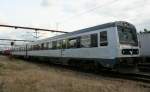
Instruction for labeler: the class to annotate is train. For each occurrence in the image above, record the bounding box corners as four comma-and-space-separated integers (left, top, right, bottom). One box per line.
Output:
137, 32, 150, 71
10, 21, 140, 72
0, 51, 2, 55
138, 32, 150, 61
1, 50, 11, 56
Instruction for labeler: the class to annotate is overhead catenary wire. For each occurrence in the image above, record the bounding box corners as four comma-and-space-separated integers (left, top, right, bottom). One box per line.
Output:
0, 39, 34, 42
0, 24, 68, 33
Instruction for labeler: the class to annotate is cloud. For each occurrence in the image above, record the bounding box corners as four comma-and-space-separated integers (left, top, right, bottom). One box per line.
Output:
0, 0, 149, 49
55, 0, 150, 31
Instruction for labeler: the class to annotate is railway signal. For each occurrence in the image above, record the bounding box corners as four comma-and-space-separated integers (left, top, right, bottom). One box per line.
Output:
11, 42, 14, 46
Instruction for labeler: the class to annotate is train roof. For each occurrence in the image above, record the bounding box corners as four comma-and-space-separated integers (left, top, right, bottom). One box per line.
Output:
51, 21, 116, 39
31, 21, 135, 44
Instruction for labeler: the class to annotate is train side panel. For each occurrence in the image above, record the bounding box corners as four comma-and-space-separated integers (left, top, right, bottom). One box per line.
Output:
61, 27, 118, 59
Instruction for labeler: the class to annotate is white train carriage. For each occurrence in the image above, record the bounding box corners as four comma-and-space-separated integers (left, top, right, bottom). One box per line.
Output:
138, 33, 150, 63
11, 21, 140, 71
138, 33, 150, 57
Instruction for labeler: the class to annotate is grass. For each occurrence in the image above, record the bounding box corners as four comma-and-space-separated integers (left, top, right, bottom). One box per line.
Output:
0, 56, 149, 92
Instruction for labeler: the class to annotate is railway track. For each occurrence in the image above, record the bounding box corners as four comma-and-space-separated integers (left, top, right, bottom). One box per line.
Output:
100, 71, 150, 83
138, 63, 150, 72
60, 64, 150, 83
59, 66, 150, 83
130, 73, 150, 82
17, 58, 150, 84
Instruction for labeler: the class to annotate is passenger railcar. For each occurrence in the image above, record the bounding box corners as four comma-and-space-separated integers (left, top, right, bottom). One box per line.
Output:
3, 50, 11, 56
137, 33, 150, 71
138, 33, 150, 62
138, 33, 150, 57
11, 21, 140, 72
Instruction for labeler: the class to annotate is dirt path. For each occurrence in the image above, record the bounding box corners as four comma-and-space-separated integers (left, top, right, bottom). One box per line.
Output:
0, 56, 149, 92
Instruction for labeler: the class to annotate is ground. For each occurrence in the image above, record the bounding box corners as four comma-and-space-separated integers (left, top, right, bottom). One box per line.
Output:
0, 56, 149, 92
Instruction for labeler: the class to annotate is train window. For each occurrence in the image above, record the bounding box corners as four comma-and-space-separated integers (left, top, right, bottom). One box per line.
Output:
91, 34, 98, 47
77, 37, 81, 48
68, 38, 77, 48
43, 43, 46, 50
34, 45, 37, 50
68, 37, 80, 48
28, 46, 30, 51
81, 35, 91, 48
62, 40, 67, 49
57, 40, 62, 49
46, 42, 49, 49
41, 43, 44, 50
49, 42, 52, 49
33, 45, 35, 50
31, 45, 33, 51
29, 46, 31, 50
32, 45, 35, 50
100, 31, 108, 46
37, 45, 40, 50
52, 41, 57, 49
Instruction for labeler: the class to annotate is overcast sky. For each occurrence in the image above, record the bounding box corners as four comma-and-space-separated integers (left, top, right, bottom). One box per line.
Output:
0, 0, 150, 49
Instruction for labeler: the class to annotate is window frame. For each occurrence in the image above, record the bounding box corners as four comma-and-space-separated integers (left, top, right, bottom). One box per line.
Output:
81, 35, 91, 48
68, 37, 80, 49
57, 40, 62, 49
91, 33, 98, 47
52, 41, 57, 49
62, 39, 67, 49
100, 31, 108, 46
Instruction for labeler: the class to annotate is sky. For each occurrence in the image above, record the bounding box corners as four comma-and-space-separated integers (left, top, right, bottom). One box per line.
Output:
0, 0, 150, 49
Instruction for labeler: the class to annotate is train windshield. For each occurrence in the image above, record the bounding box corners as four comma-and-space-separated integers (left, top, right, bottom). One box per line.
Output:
118, 26, 138, 46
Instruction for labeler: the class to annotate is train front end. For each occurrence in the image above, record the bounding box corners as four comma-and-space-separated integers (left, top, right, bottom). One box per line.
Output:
115, 21, 140, 72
